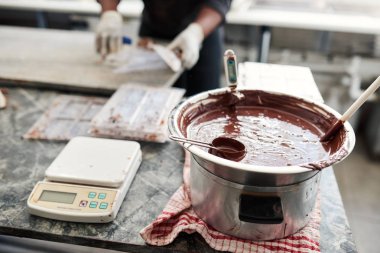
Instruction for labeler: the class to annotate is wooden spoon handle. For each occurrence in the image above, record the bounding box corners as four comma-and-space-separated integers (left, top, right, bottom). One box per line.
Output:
341, 76, 380, 122
320, 76, 380, 142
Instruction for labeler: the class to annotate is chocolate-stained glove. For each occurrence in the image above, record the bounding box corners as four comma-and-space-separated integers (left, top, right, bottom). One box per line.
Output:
167, 23, 204, 69
96, 11, 123, 57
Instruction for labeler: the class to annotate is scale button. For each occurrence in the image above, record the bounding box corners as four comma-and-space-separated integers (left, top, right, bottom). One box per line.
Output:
89, 201, 98, 208
99, 202, 108, 209
98, 193, 107, 199
79, 200, 88, 207
88, 192, 97, 198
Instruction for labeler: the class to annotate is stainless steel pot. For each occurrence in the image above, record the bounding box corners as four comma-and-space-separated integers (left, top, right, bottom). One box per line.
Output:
168, 88, 355, 240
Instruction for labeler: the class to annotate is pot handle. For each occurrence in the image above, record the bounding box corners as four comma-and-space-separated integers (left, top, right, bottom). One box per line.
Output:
239, 194, 283, 224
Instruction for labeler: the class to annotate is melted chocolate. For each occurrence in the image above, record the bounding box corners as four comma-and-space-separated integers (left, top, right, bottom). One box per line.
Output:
178, 90, 348, 170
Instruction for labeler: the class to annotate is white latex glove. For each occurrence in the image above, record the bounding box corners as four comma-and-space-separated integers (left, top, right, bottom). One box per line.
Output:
167, 23, 204, 69
96, 11, 123, 57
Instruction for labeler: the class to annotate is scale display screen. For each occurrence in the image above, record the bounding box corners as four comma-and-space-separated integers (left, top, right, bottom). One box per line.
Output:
39, 190, 76, 204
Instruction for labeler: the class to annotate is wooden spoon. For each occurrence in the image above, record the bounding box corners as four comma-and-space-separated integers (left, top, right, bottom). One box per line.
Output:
320, 76, 380, 142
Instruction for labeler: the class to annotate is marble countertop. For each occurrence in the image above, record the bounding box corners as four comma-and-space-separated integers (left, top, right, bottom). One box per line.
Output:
0, 87, 357, 252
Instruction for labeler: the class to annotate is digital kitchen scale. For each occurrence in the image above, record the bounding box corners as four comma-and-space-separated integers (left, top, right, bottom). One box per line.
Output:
27, 137, 142, 223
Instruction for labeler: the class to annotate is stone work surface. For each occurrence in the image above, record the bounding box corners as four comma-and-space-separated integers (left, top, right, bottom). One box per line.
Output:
0, 88, 357, 252
0, 26, 180, 94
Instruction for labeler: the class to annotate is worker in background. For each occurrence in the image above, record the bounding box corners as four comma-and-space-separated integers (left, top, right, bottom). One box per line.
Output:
96, 0, 232, 96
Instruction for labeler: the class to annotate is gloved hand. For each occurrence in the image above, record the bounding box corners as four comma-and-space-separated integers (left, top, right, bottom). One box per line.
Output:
96, 10, 123, 57
167, 23, 204, 69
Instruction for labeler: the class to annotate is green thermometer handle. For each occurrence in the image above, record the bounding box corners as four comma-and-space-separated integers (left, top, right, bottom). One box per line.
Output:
224, 49, 238, 88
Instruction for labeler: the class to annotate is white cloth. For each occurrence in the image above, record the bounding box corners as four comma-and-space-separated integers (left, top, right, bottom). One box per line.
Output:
104, 46, 168, 73
0, 90, 6, 109
96, 11, 123, 57
167, 23, 204, 69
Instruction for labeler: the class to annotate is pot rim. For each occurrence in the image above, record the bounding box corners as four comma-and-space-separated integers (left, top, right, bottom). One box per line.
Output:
168, 87, 356, 174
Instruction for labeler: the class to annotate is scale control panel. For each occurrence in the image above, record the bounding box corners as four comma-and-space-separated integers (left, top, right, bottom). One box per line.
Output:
28, 181, 119, 223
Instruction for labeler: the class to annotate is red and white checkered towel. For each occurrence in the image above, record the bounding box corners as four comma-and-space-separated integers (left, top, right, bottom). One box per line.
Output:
140, 152, 321, 253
